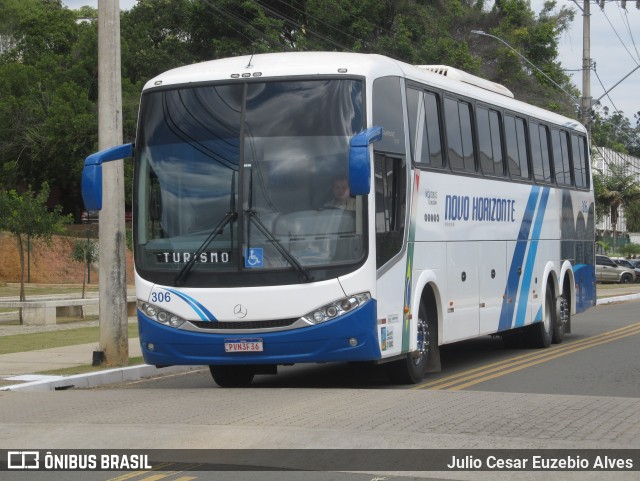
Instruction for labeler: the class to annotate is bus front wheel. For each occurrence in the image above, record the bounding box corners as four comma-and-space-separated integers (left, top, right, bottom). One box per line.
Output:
388, 302, 432, 384
209, 365, 255, 387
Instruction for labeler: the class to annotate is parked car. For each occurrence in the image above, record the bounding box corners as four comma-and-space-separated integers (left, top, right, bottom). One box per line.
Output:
628, 259, 640, 269
595, 255, 636, 284
611, 257, 640, 282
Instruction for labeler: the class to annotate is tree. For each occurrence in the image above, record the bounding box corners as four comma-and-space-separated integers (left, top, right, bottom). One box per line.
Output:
0, 0, 98, 217
469, 0, 577, 117
593, 161, 640, 249
71, 237, 99, 313
590, 107, 640, 157
0, 183, 70, 320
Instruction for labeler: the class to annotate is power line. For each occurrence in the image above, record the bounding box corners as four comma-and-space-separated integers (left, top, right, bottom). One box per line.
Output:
593, 67, 621, 112
599, 2, 640, 66
250, 0, 354, 52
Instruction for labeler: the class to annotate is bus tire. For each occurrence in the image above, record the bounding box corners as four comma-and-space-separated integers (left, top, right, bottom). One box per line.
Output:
552, 291, 566, 344
388, 302, 431, 384
209, 365, 255, 387
526, 284, 554, 349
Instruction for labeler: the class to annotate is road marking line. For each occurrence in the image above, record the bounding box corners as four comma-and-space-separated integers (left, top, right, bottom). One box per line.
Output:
413, 322, 640, 391
107, 463, 175, 481
107, 463, 202, 481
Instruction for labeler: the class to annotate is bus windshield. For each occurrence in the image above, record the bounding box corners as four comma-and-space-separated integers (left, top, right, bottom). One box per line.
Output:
134, 78, 366, 287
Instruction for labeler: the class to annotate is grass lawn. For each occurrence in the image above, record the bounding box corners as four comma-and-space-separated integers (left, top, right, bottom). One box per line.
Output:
0, 322, 139, 355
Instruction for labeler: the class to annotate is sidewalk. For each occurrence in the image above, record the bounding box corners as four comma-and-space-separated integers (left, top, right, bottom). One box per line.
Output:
1, 285, 639, 392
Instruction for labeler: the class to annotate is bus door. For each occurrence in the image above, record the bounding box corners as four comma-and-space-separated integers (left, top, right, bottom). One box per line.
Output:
374, 153, 408, 357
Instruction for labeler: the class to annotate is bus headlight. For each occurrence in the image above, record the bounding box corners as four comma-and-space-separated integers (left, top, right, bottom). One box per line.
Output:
302, 292, 371, 325
137, 300, 186, 328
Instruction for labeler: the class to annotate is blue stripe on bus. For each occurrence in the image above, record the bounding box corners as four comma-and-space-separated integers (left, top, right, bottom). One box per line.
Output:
515, 187, 550, 327
164, 288, 217, 321
498, 186, 540, 332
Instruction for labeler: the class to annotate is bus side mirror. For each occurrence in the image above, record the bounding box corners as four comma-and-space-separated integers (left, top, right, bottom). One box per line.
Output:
82, 143, 133, 211
349, 126, 382, 196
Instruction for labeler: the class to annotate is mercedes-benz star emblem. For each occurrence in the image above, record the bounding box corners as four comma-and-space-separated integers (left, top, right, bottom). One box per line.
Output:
233, 304, 247, 318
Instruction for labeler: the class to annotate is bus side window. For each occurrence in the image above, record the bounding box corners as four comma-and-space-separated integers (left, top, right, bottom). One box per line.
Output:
375, 154, 406, 268
476, 106, 504, 176
505, 114, 530, 180
571, 134, 589, 188
444, 97, 475, 173
407, 87, 444, 168
552, 128, 572, 186
530, 122, 553, 183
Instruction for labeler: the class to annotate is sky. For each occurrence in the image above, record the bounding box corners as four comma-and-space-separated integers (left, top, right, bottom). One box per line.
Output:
530, 0, 640, 122
63, 1, 639, 122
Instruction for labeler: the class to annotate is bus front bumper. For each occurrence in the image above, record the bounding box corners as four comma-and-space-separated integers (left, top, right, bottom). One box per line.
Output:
137, 300, 381, 366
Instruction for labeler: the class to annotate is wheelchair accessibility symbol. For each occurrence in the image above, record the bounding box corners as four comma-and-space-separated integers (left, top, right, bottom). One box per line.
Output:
245, 248, 264, 268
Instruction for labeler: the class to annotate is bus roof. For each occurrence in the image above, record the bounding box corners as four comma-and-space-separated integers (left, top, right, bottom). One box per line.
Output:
143, 51, 585, 134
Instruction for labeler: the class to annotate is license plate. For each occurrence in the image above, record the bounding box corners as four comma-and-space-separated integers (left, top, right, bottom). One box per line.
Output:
224, 339, 264, 353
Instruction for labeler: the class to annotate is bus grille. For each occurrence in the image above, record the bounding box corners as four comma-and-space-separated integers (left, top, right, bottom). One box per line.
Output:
190, 318, 299, 330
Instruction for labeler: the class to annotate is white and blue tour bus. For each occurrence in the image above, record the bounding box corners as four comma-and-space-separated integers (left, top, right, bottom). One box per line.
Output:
82, 52, 596, 386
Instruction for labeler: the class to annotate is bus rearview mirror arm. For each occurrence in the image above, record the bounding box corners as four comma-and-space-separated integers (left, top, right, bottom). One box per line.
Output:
82, 143, 134, 211
349, 126, 383, 196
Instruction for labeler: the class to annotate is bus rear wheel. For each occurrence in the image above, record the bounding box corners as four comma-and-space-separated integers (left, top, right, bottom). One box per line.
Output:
209, 365, 255, 387
389, 303, 430, 384
525, 284, 554, 348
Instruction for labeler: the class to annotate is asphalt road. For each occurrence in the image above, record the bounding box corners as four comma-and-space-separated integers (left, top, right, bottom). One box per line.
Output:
108, 300, 640, 397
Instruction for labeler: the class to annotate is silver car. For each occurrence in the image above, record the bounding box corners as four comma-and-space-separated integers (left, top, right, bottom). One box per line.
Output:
596, 255, 636, 284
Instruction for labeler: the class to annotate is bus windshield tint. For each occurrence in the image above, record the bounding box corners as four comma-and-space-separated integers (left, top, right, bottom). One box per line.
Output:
134, 79, 366, 286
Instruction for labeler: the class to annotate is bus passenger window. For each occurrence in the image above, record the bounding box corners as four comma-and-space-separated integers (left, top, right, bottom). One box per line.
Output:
571, 134, 589, 188
477, 107, 504, 176
505, 115, 529, 179
375, 154, 406, 268
424, 92, 443, 167
530, 123, 552, 183
408, 88, 444, 168
445, 97, 475, 173
552, 128, 572, 186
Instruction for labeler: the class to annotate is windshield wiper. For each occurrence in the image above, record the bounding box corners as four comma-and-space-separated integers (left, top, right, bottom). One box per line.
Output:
245, 209, 312, 282
173, 211, 236, 286
174, 172, 237, 286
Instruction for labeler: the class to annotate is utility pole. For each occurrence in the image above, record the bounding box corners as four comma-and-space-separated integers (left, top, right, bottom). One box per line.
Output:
97, 0, 128, 366
581, 0, 592, 134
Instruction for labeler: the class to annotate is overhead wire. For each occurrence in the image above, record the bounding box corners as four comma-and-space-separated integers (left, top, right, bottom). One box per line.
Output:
599, 2, 640, 66
593, 67, 621, 113
202, 0, 293, 52
616, 0, 640, 63
267, 0, 366, 47
251, 0, 355, 52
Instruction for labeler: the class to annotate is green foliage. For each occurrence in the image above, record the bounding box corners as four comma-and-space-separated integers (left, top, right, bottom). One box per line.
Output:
0, 182, 71, 304
3, 0, 637, 221
590, 107, 640, 157
71, 238, 99, 265
471, 0, 577, 116
71, 237, 99, 301
593, 161, 640, 239
0, 182, 69, 240
596, 240, 610, 255
620, 243, 640, 257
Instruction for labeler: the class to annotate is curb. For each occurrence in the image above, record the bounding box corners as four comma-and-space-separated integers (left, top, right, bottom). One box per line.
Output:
1, 364, 201, 392
596, 293, 640, 305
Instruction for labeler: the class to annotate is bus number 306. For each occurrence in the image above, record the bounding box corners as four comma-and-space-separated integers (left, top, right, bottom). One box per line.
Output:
151, 292, 171, 303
